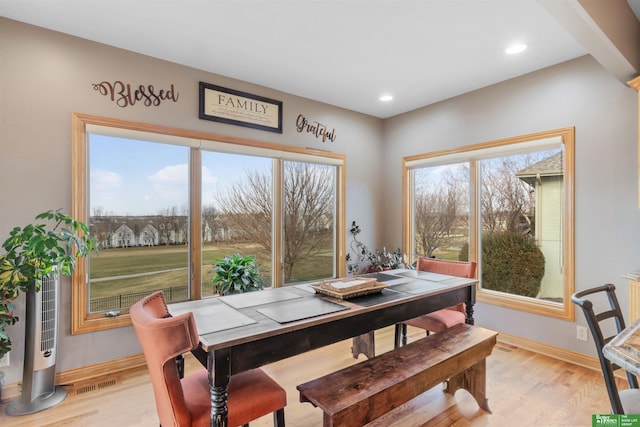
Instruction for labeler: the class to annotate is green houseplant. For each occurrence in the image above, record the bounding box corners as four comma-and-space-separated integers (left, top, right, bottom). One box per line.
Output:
210, 253, 266, 295
0, 210, 95, 358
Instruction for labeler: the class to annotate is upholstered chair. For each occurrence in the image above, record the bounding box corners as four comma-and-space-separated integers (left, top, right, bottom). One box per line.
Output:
130, 291, 286, 426
396, 258, 476, 347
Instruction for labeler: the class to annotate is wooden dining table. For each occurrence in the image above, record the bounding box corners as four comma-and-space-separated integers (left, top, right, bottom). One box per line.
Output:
168, 268, 478, 427
603, 317, 640, 377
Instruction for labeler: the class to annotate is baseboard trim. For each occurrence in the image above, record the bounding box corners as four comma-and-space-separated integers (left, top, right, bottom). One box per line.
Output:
0, 334, 606, 404
1, 353, 147, 403
497, 331, 601, 372
56, 353, 148, 386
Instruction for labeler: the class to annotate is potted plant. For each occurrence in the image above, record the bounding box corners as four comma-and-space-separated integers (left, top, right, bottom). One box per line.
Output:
0, 210, 95, 360
346, 221, 407, 275
210, 253, 266, 295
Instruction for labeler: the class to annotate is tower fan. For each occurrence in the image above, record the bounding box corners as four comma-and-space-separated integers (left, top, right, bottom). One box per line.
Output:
6, 274, 66, 415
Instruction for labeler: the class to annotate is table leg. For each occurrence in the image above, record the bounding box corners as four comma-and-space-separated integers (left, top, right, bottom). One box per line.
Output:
208, 351, 230, 427
465, 285, 476, 325
465, 303, 475, 325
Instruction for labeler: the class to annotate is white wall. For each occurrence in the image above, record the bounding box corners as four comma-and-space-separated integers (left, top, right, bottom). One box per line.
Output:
381, 55, 640, 355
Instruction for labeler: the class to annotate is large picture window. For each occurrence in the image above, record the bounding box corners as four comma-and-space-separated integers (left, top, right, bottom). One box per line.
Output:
88, 135, 190, 310
403, 128, 574, 320
71, 114, 345, 333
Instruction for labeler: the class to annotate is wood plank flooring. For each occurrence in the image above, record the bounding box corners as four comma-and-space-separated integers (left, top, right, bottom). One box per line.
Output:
0, 325, 625, 426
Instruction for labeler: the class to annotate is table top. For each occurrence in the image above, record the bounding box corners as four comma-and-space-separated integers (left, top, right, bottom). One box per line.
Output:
603, 318, 640, 376
168, 268, 477, 352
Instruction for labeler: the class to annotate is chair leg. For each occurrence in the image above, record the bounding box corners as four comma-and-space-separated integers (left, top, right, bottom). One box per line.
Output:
402, 323, 408, 346
175, 354, 185, 379
274, 407, 285, 426
394, 323, 402, 349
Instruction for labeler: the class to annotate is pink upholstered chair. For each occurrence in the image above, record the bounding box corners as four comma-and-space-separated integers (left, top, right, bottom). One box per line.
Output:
130, 291, 286, 427
396, 258, 476, 348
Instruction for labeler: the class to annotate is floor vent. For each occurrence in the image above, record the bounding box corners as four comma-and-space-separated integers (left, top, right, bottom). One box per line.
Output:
76, 384, 96, 395
73, 376, 120, 395
496, 344, 514, 353
97, 379, 117, 390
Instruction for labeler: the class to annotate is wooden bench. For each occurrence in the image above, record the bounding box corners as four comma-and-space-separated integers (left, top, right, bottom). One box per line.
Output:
297, 323, 498, 427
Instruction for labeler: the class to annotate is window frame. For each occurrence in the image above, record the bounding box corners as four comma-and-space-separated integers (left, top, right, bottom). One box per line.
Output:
402, 127, 575, 321
71, 113, 346, 334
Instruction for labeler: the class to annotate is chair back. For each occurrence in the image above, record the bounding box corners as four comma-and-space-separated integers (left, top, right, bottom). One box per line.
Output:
130, 291, 200, 426
571, 284, 639, 414
417, 257, 476, 278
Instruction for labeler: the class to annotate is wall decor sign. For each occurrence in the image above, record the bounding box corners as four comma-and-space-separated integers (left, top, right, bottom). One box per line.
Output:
295, 114, 337, 143
199, 82, 283, 133
92, 81, 179, 107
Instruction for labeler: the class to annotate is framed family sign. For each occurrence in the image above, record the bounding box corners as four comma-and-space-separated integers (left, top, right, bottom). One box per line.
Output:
199, 82, 283, 133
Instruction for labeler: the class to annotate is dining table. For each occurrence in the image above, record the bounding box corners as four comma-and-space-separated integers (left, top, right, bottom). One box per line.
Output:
168, 268, 478, 427
603, 317, 640, 376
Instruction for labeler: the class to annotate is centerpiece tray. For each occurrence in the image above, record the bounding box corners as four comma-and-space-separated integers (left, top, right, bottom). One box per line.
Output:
310, 278, 388, 300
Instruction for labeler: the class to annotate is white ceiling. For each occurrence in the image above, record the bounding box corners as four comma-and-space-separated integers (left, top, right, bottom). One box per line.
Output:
1, 0, 590, 118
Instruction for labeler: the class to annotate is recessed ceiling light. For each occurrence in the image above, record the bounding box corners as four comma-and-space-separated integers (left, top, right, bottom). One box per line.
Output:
506, 43, 527, 55
379, 95, 393, 102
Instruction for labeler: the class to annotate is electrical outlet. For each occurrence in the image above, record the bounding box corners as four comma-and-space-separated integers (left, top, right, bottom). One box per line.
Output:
577, 325, 588, 342
0, 352, 9, 368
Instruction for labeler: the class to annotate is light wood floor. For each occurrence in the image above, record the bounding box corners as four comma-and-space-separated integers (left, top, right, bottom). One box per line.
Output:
0, 325, 626, 427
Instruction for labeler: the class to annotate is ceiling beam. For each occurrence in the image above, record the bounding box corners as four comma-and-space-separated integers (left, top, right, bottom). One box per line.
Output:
539, 0, 640, 82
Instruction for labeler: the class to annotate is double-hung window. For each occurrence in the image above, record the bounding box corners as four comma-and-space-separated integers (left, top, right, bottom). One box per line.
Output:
403, 128, 574, 320
71, 114, 345, 333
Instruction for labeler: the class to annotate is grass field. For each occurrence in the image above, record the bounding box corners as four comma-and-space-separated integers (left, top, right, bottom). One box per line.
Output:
88, 243, 334, 300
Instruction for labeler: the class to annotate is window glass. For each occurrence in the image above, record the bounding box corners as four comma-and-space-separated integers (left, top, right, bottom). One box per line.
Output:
282, 161, 336, 284
72, 114, 346, 332
412, 162, 469, 261
202, 151, 273, 291
479, 148, 564, 302
88, 135, 190, 312
404, 128, 574, 320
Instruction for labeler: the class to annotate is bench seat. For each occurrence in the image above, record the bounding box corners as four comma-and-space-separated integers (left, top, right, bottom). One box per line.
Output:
297, 323, 498, 426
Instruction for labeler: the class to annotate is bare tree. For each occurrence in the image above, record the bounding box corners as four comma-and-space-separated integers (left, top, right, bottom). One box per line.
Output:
282, 163, 334, 280
92, 206, 105, 218
157, 206, 186, 245
215, 162, 334, 281
215, 170, 272, 250
202, 205, 220, 242
481, 156, 536, 234
414, 186, 460, 257
90, 207, 112, 248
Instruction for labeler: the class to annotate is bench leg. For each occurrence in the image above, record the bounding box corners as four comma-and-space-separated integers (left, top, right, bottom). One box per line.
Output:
444, 359, 492, 413
351, 331, 375, 359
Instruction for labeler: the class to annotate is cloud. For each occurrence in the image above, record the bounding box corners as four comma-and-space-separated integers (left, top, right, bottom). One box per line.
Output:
149, 164, 189, 186
91, 169, 122, 190
148, 164, 189, 208
90, 169, 123, 208
202, 165, 218, 186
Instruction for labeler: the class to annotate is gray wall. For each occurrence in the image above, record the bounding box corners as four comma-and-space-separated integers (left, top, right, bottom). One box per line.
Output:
0, 18, 383, 383
1, 17, 639, 384
381, 54, 640, 354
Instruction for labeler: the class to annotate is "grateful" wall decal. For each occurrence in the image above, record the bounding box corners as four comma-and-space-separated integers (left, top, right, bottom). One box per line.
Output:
296, 114, 337, 143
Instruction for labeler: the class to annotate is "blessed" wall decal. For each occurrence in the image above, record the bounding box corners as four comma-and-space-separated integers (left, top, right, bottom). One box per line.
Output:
92, 81, 179, 107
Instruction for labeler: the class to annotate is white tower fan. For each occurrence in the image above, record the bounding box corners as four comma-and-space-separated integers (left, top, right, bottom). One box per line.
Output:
6, 274, 66, 415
